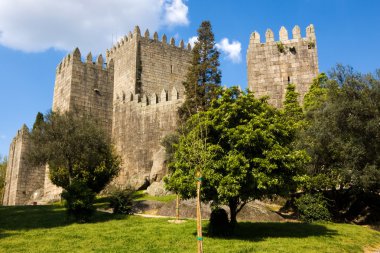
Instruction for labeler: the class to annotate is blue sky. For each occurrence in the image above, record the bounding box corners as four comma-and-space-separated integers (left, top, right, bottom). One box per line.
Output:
0, 0, 379, 157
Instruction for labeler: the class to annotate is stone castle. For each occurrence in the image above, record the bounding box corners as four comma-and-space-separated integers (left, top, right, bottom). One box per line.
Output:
2, 24, 318, 205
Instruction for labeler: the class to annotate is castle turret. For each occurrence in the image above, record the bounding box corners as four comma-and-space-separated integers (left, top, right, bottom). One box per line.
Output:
53, 48, 114, 136
247, 24, 319, 107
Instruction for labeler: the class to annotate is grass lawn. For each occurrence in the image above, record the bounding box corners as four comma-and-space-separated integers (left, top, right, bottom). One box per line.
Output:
0, 205, 379, 253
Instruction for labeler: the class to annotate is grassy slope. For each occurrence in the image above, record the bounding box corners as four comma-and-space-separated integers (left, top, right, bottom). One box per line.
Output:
0, 206, 379, 253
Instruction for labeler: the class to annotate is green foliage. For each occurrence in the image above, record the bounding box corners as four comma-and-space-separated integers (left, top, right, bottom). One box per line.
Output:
0, 155, 7, 204
161, 132, 180, 165
29, 111, 121, 220
61, 180, 96, 222
295, 193, 331, 223
303, 73, 328, 114
277, 42, 285, 53
301, 65, 380, 193
207, 208, 231, 237
307, 41, 316, 49
178, 21, 222, 121
108, 187, 135, 214
283, 83, 304, 124
165, 87, 309, 226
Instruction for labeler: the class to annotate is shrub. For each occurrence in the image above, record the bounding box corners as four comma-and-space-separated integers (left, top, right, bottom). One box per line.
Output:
109, 187, 135, 214
61, 180, 96, 222
295, 193, 331, 222
207, 208, 231, 237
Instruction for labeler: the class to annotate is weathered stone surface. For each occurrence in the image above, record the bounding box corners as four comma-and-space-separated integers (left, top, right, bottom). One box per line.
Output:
2, 126, 45, 205
149, 148, 167, 182
157, 199, 284, 222
247, 24, 319, 107
133, 200, 166, 214
146, 181, 172, 196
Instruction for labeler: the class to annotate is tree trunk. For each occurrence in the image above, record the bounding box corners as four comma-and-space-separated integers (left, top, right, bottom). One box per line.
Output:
228, 199, 238, 231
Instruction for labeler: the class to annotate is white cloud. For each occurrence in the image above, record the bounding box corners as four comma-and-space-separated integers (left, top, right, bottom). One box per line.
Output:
0, 0, 189, 53
187, 36, 198, 48
216, 38, 242, 64
162, 0, 189, 26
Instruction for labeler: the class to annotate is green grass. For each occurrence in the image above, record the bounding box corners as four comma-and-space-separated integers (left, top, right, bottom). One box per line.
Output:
0, 205, 379, 253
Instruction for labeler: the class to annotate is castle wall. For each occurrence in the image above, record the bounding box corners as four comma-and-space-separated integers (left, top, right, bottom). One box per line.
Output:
112, 88, 183, 187
138, 32, 192, 98
43, 165, 62, 202
107, 27, 191, 187
2, 126, 45, 205
247, 25, 319, 107
53, 49, 114, 136
107, 29, 139, 103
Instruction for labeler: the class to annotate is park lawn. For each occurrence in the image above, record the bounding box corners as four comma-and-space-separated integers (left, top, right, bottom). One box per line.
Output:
0, 205, 379, 253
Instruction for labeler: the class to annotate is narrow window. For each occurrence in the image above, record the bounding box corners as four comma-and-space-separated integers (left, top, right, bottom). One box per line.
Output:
287, 76, 290, 84
170, 65, 173, 74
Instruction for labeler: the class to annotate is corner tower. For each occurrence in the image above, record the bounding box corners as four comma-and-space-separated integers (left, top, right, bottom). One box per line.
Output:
247, 25, 319, 107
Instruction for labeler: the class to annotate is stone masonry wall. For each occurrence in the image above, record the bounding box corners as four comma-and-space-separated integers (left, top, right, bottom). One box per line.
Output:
138, 30, 192, 98
112, 88, 183, 188
2, 125, 45, 205
108, 26, 191, 187
247, 25, 319, 107
53, 48, 114, 136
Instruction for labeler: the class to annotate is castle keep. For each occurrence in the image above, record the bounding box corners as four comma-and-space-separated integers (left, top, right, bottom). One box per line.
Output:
247, 25, 318, 107
3, 25, 318, 205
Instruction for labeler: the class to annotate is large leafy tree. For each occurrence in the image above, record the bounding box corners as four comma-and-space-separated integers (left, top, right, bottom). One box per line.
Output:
165, 87, 309, 227
178, 21, 222, 121
29, 111, 120, 220
301, 65, 380, 193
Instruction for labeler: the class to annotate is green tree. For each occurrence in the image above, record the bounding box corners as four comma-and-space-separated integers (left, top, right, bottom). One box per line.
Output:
283, 83, 304, 126
0, 155, 7, 204
303, 73, 329, 116
178, 21, 222, 121
165, 87, 309, 228
301, 65, 380, 192
29, 111, 120, 221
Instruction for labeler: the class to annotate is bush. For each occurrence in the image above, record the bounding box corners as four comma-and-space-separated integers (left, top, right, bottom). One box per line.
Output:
295, 193, 331, 222
109, 187, 135, 214
61, 180, 96, 222
207, 208, 231, 237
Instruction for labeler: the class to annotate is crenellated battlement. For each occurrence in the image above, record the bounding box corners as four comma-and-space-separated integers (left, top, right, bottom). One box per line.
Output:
247, 24, 319, 108
249, 24, 316, 45
114, 86, 181, 107
56, 48, 113, 75
106, 25, 191, 60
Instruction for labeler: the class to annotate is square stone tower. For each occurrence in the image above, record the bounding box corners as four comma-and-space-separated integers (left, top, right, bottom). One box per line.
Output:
247, 25, 319, 107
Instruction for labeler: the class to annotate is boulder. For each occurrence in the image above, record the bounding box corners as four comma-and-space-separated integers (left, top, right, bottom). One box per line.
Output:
146, 181, 172, 196
149, 148, 167, 182
157, 199, 284, 222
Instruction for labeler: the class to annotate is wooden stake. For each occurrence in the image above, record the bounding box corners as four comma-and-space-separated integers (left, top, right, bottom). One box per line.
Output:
196, 170, 203, 253
176, 194, 180, 220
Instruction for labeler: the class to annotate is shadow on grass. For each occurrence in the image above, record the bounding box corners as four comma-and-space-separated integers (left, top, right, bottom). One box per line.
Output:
204, 222, 338, 242
0, 205, 127, 233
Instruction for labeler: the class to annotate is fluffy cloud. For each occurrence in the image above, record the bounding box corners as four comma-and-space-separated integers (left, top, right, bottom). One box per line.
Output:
0, 0, 189, 53
187, 36, 198, 48
162, 0, 189, 26
216, 38, 242, 64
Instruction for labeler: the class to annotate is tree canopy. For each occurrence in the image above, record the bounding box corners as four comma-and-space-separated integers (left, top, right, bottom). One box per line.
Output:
165, 87, 309, 225
178, 21, 222, 121
300, 65, 380, 193
29, 111, 120, 220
